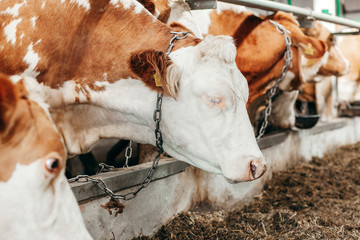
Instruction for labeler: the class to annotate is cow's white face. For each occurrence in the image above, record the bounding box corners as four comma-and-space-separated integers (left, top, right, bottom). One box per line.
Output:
162, 35, 266, 183
0, 156, 92, 240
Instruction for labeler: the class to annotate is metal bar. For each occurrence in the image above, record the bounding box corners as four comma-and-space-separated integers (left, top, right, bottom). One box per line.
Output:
335, 0, 342, 17
219, 0, 360, 29
71, 158, 189, 202
332, 30, 360, 35
298, 119, 347, 135
257, 131, 289, 149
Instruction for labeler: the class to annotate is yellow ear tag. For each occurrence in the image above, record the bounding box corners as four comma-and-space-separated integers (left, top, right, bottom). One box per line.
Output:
306, 58, 317, 66
304, 43, 314, 56
153, 72, 162, 87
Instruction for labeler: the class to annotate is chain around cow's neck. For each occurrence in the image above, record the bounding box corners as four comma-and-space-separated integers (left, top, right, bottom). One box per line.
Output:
68, 31, 191, 201
256, 20, 293, 141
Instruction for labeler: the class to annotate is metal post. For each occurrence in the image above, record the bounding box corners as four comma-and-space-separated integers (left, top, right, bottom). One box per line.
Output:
335, 0, 342, 17
219, 0, 360, 29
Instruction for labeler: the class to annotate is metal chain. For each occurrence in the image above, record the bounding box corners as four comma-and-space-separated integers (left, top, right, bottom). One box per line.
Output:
166, 31, 191, 55
68, 93, 164, 201
256, 20, 293, 141
98, 163, 115, 173
68, 31, 191, 200
123, 140, 133, 168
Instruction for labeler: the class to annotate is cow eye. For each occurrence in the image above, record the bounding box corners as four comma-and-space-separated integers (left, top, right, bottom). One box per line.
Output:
209, 97, 221, 104
205, 96, 226, 108
45, 158, 60, 172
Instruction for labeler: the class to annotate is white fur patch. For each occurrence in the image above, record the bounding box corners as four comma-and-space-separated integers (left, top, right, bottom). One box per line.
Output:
189, 10, 212, 36
9, 75, 53, 120
301, 51, 329, 82
216, 1, 246, 14
1, 1, 26, 17
4, 18, 22, 45
334, 45, 350, 75
102, 73, 108, 81
0, 160, 92, 240
167, 0, 203, 38
279, 71, 295, 90
112, 0, 149, 15
30, 16, 37, 28
70, 0, 90, 11
22, 43, 40, 77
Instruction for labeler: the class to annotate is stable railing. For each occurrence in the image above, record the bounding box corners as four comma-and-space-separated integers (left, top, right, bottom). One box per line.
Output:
219, 0, 360, 29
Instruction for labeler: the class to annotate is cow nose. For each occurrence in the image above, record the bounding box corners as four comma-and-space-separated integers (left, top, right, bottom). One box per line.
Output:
250, 159, 267, 180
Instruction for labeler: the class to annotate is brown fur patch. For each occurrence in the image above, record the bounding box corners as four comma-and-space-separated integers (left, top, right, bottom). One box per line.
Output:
233, 14, 263, 47
0, 74, 17, 132
137, 0, 155, 15
0, 75, 65, 182
0, 0, 200, 95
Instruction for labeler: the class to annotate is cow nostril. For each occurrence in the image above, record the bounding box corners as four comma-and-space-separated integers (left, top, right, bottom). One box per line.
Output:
250, 159, 267, 180
250, 161, 257, 178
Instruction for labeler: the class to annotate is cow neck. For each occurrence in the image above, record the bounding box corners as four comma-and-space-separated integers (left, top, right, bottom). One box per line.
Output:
232, 14, 264, 47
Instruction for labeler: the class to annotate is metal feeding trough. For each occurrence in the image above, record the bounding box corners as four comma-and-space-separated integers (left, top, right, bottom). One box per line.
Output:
295, 113, 320, 129
294, 100, 320, 129
338, 101, 360, 117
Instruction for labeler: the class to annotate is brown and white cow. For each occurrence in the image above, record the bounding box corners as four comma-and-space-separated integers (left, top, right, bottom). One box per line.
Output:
297, 22, 350, 118
303, 21, 350, 78
337, 34, 360, 100
0, 0, 266, 183
0, 74, 92, 239
147, 1, 328, 129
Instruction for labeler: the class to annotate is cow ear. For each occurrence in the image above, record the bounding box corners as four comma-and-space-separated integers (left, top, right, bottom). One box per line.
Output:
0, 74, 17, 132
288, 27, 327, 59
130, 50, 180, 98
298, 37, 327, 59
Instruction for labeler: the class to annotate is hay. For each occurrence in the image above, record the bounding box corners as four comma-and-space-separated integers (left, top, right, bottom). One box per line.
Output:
135, 142, 360, 239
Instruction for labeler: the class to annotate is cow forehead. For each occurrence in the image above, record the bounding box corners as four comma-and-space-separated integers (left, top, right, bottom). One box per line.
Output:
0, 97, 65, 182
187, 61, 248, 103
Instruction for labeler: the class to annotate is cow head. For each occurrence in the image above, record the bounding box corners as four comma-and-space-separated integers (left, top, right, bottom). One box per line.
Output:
303, 21, 350, 77
265, 12, 328, 86
131, 35, 266, 183
0, 74, 91, 239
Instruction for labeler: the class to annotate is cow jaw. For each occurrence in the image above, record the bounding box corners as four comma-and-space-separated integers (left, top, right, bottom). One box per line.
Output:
0, 159, 92, 240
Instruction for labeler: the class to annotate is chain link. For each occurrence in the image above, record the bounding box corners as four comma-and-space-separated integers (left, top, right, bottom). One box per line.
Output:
123, 140, 133, 168
98, 163, 115, 173
166, 31, 191, 55
256, 20, 293, 141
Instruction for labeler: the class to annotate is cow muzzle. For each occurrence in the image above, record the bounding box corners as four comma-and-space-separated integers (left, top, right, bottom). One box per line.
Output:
249, 158, 267, 180
223, 157, 267, 184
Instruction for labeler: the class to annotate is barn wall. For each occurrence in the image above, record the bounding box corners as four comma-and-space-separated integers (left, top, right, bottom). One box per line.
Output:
77, 117, 360, 240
